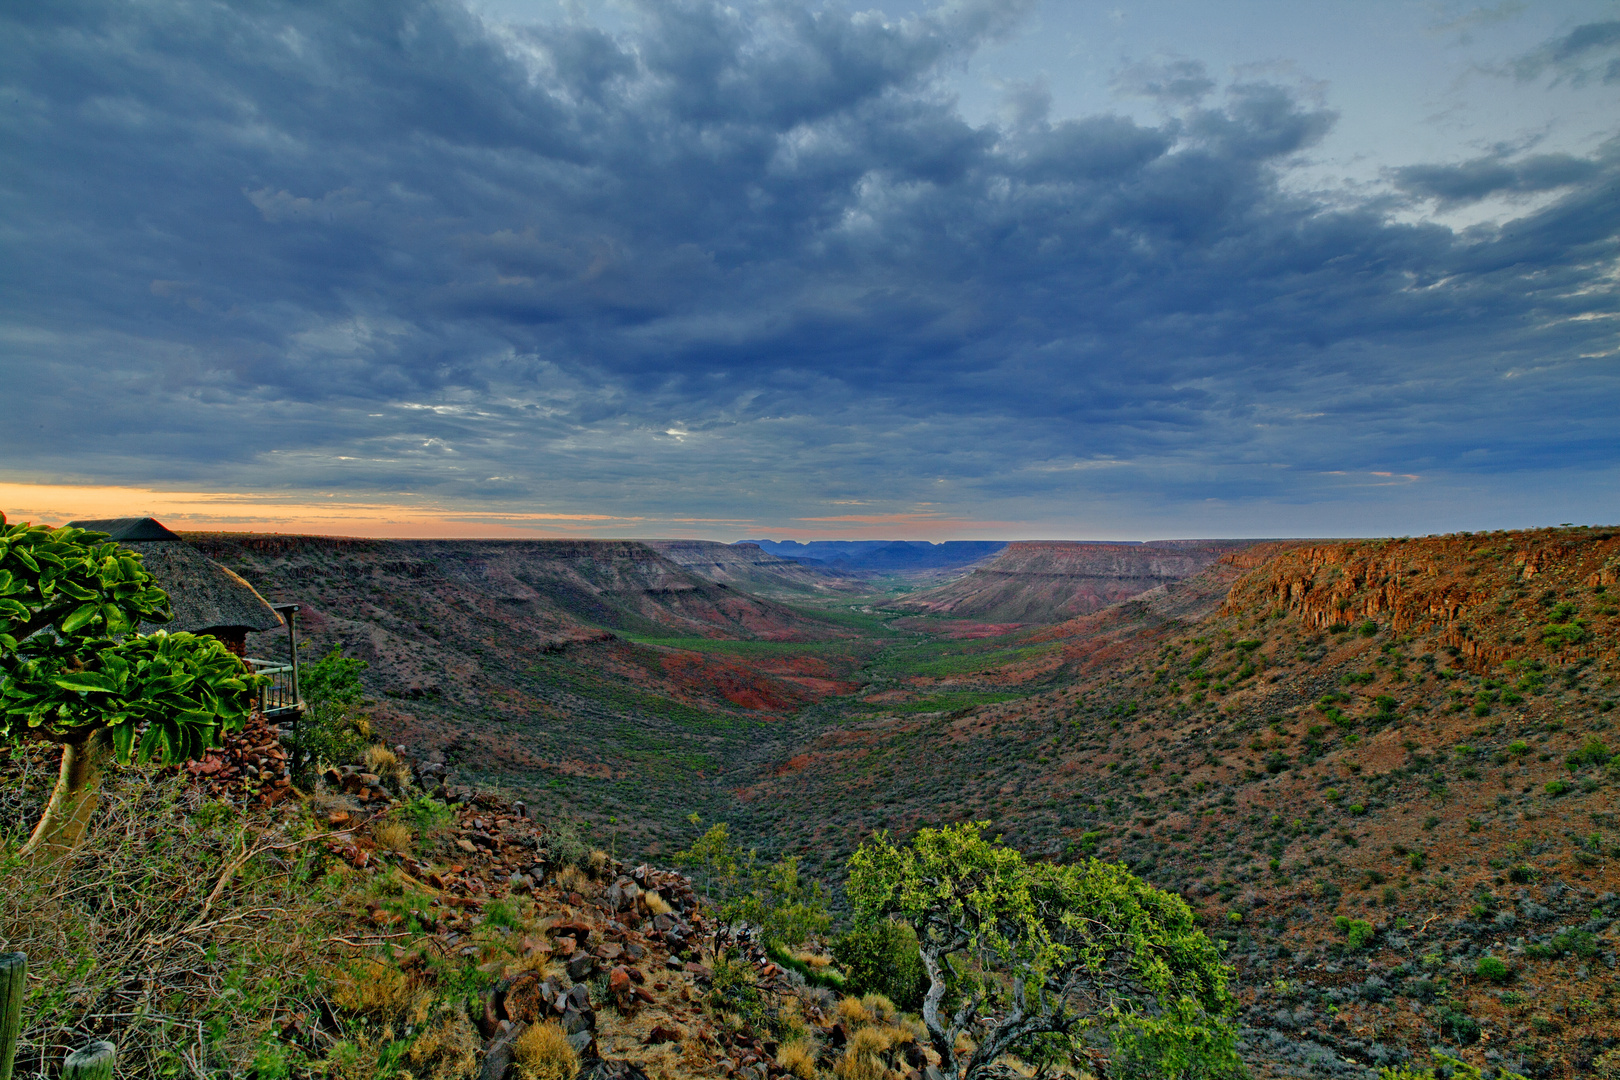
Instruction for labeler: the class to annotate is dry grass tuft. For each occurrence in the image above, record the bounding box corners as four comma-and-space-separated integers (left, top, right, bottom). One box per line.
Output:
643, 889, 673, 916
329, 958, 433, 1023
513, 1020, 579, 1080
778, 1036, 821, 1080
374, 821, 414, 853
403, 1005, 481, 1080
555, 865, 591, 893
585, 848, 611, 878
834, 1025, 892, 1080
363, 744, 413, 791
835, 995, 873, 1029
860, 993, 897, 1026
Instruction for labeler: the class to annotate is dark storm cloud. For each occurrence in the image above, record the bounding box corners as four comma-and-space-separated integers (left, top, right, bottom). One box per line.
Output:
1394, 147, 1607, 207
1511, 20, 1620, 86
1, 0, 1617, 525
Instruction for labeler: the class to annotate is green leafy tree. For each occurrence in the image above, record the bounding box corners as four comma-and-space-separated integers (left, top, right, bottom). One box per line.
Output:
0, 514, 261, 856
677, 821, 831, 950
846, 821, 1243, 1080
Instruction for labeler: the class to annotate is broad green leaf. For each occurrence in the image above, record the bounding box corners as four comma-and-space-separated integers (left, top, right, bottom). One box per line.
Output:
53, 672, 117, 693
58, 602, 101, 634
54, 579, 97, 602
111, 720, 136, 763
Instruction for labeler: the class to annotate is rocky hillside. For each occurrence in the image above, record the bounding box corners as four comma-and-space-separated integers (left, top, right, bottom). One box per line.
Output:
738, 526, 1620, 1078
1, 730, 876, 1080
891, 539, 1262, 623
642, 541, 861, 596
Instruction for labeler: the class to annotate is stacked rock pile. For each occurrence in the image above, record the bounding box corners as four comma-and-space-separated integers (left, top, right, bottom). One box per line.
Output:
182, 713, 295, 806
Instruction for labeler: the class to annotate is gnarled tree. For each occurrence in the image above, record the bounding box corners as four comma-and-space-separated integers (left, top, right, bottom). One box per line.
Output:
0, 514, 261, 857
846, 821, 1245, 1080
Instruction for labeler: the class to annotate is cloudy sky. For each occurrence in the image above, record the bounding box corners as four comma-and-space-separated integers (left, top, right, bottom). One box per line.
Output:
2, 0, 1616, 539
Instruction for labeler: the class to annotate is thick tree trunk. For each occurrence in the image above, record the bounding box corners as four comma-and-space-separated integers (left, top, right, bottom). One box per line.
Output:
17, 729, 112, 860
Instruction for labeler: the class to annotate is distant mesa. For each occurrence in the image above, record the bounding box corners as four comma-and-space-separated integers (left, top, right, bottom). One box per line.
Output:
891, 539, 1265, 624
642, 539, 863, 595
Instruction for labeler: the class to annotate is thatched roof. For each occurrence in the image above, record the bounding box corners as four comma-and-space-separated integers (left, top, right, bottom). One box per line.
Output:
69, 518, 283, 635
69, 517, 184, 542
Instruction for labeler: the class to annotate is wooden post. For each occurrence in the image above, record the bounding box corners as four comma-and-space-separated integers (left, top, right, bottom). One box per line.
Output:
62, 1040, 116, 1079
0, 952, 23, 1080
274, 604, 303, 775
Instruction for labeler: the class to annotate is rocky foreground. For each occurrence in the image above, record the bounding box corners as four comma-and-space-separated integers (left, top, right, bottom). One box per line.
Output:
163, 719, 926, 1080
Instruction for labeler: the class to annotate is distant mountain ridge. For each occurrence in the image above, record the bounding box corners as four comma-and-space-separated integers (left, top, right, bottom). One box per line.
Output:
742, 539, 1008, 575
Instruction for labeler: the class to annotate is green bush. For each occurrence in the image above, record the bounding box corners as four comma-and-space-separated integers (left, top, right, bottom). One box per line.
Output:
1544, 779, 1571, 797
1551, 928, 1598, 958
1541, 621, 1587, 647
1475, 956, 1510, 983
1437, 1007, 1480, 1044
831, 919, 925, 1012
297, 646, 371, 775
1334, 915, 1374, 949
1567, 737, 1612, 768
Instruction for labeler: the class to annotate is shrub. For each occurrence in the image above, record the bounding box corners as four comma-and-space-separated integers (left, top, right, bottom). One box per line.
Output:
1334, 915, 1374, 949
1475, 956, 1511, 983
833, 919, 925, 1012
298, 647, 371, 776
1541, 621, 1587, 647
1544, 779, 1571, 797
1568, 737, 1612, 768
847, 822, 1241, 1080
1551, 928, 1598, 958
1436, 1008, 1480, 1044
1379, 1051, 1525, 1079
512, 1021, 579, 1080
